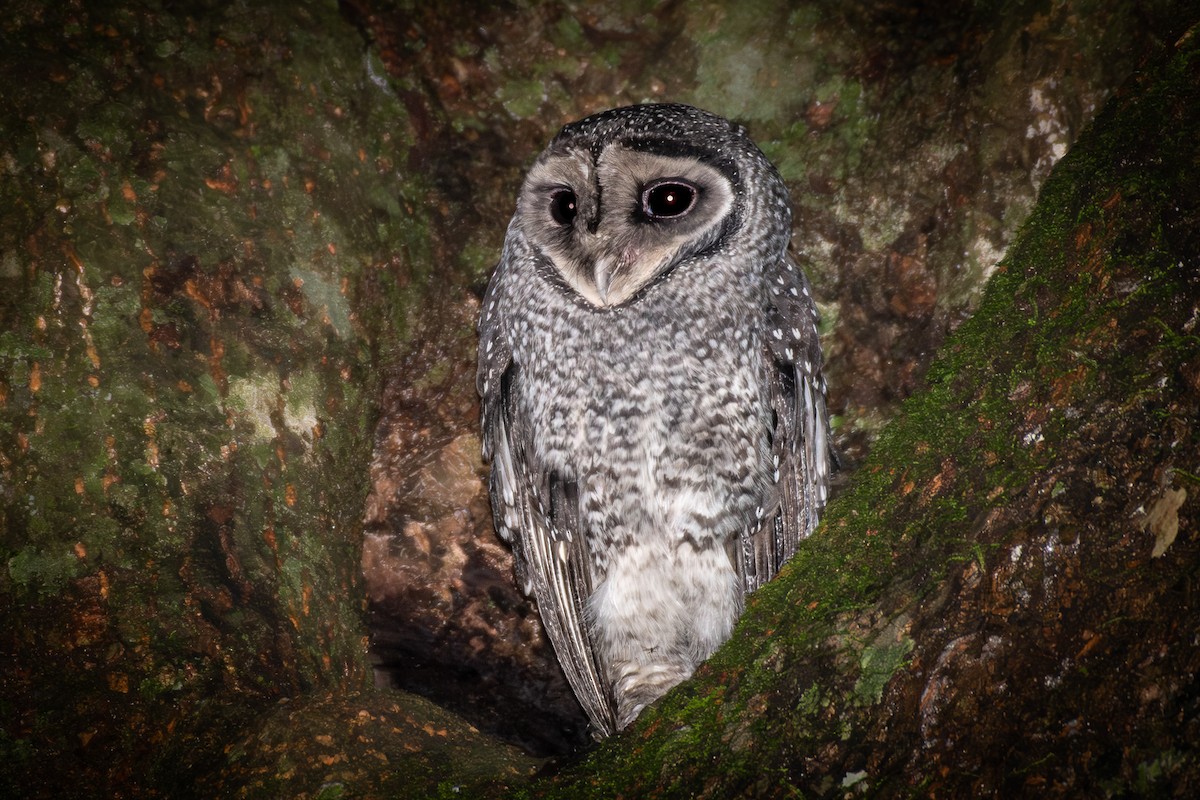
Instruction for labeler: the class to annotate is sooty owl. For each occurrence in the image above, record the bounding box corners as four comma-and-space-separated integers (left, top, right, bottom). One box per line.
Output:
477, 103, 831, 736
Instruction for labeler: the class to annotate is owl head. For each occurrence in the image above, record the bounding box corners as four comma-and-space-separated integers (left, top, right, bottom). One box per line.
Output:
515, 103, 789, 308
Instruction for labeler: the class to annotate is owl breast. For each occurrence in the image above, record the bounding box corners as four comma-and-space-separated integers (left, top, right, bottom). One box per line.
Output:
502, 244, 774, 726
512, 251, 771, 563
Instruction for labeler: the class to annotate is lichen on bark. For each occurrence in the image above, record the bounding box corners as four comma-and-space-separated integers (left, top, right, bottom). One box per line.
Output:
0, 1, 442, 795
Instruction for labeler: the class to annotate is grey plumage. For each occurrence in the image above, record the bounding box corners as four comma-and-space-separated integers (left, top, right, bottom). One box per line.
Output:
477, 103, 831, 736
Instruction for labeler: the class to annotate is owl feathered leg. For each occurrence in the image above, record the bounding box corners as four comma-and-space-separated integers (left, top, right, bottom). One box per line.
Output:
589, 535, 743, 728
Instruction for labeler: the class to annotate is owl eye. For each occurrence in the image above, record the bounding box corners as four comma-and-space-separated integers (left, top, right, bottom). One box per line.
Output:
549, 188, 578, 225
642, 180, 697, 220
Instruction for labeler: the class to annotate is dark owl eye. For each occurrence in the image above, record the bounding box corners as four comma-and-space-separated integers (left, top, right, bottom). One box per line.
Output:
642, 180, 697, 220
549, 188, 578, 225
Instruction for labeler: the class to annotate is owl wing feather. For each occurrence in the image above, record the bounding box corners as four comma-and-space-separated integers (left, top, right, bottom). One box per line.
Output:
744, 253, 832, 592
478, 264, 619, 736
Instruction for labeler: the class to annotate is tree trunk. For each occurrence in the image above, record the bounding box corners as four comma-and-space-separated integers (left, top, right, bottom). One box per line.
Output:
0, 1, 423, 795
2, 1, 1197, 798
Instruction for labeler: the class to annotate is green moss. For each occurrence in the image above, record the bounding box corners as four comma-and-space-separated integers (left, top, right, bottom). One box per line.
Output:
1111, 749, 1193, 795
499, 78, 547, 120
550, 13, 586, 50
6, 546, 81, 598
852, 629, 915, 706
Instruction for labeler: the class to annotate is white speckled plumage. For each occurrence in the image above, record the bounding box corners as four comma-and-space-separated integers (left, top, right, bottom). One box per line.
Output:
478, 104, 831, 736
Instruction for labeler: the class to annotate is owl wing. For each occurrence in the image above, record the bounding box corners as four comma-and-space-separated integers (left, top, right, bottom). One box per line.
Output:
744, 254, 832, 592
477, 265, 619, 736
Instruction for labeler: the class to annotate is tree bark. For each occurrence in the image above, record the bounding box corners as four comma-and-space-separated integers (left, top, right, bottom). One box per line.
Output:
2, 1, 1198, 798
0, 1, 433, 795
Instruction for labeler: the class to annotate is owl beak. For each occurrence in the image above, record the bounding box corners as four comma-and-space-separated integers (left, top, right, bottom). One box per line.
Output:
593, 256, 614, 304
592, 248, 641, 306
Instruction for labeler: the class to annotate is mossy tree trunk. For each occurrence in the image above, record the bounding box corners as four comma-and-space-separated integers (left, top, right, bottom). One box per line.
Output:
0, 2, 430, 795
3, 1, 1198, 798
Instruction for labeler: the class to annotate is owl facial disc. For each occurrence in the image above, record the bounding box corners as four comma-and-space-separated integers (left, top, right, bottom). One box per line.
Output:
518, 145, 735, 308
